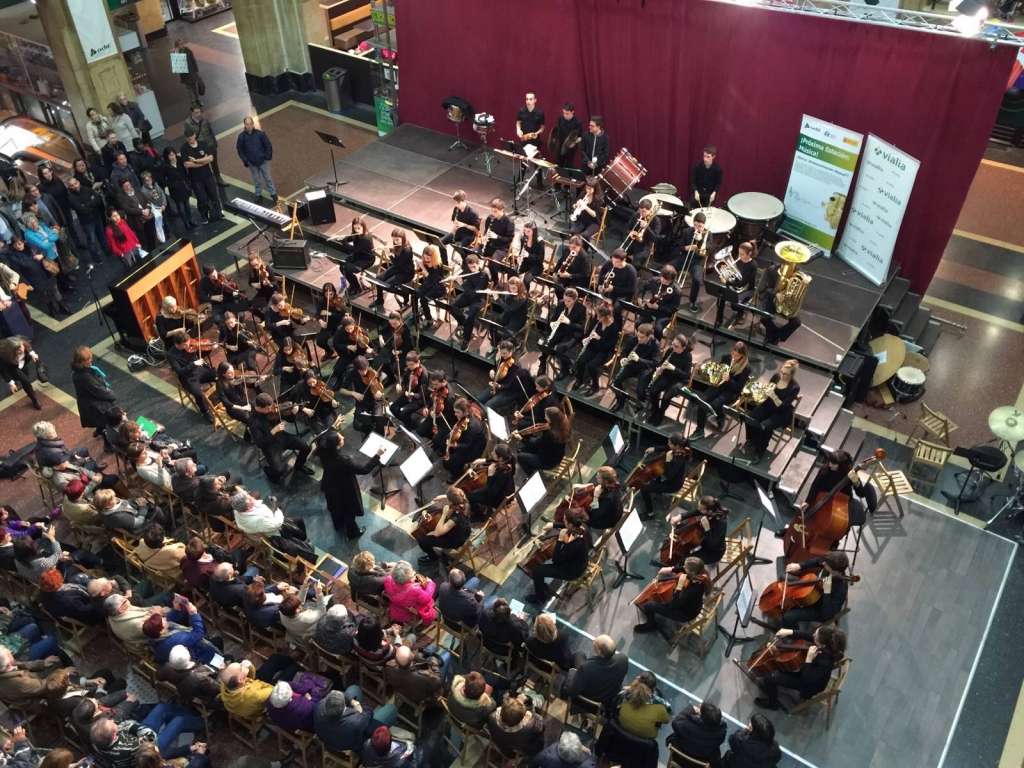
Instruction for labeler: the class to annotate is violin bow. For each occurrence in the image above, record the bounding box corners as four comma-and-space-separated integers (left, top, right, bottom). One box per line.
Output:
240, 363, 251, 410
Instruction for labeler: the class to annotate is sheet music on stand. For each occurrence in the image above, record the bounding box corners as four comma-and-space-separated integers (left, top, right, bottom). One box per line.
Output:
605, 424, 625, 465
360, 432, 399, 465
617, 507, 644, 552
487, 408, 509, 442
756, 483, 780, 529
737, 574, 756, 628
398, 423, 423, 447
400, 446, 433, 486
518, 472, 546, 518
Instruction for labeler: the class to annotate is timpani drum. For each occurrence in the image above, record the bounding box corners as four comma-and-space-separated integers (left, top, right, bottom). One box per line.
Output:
685, 207, 737, 255
727, 192, 785, 243
599, 148, 647, 200
890, 366, 927, 402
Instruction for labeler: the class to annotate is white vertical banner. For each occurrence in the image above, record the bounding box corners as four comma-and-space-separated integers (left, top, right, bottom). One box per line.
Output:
68, 0, 119, 64
779, 116, 863, 257
836, 134, 920, 286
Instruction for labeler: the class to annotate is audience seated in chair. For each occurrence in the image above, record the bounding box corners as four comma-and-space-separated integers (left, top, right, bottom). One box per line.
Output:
529, 731, 597, 768
360, 724, 430, 768
209, 562, 259, 610
526, 613, 580, 672
43, 667, 131, 718
314, 687, 399, 754
134, 523, 187, 582
93, 488, 170, 534
157, 645, 221, 704
353, 616, 399, 667
723, 714, 781, 768
384, 645, 447, 703
437, 567, 484, 628
220, 657, 302, 718
610, 671, 672, 739
383, 560, 437, 627
561, 634, 628, 709
243, 576, 293, 629
666, 699, 727, 768
142, 597, 222, 665
38, 567, 105, 626
314, 603, 359, 656
267, 678, 328, 734
279, 578, 330, 645
487, 693, 545, 758
447, 670, 497, 727
349, 551, 391, 598
103, 594, 166, 653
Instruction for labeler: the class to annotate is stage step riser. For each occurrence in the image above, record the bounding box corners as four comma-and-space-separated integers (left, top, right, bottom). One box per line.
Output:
821, 408, 854, 456
901, 306, 933, 344
878, 276, 911, 313
890, 291, 923, 333
918, 320, 943, 357
779, 447, 819, 501
807, 390, 845, 443
839, 426, 867, 462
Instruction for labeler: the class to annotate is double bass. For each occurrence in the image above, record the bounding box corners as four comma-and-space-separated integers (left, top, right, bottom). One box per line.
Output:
783, 448, 885, 563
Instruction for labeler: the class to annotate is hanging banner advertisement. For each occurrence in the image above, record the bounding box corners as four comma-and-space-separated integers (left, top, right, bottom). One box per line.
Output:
68, 0, 119, 64
836, 134, 920, 286
779, 115, 863, 256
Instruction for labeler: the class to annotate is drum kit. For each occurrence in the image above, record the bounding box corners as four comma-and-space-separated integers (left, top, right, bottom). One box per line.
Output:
987, 406, 1024, 527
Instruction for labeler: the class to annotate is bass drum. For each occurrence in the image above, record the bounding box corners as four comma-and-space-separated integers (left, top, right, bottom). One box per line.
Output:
685, 207, 737, 255
599, 148, 646, 201
890, 366, 926, 403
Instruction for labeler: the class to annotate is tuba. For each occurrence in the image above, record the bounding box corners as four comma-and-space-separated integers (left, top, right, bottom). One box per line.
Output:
773, 241, 813, 319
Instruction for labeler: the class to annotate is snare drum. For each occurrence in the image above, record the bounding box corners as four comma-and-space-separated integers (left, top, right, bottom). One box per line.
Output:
727, 192, 785, 243
599, 148, 646, 200
890, 366, 926, 402
685, 207, 737, 256
640, 193, 685, 216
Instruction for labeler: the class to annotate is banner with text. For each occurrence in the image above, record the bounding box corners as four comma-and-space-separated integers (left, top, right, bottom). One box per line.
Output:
779, 115, 863, 256
837, 134, 920, 286
68, 0, 119, 64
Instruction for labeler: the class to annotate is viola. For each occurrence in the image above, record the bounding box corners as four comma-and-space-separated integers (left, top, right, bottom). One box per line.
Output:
349, 326, 372, 348
758, 570, 860, 619
510, 423, 549, 443
783, 448, 885, 563
512, 391, 546, 426
215, 273, 240, 296
445, 416, 471, 461
410, 501, 465, 541
280, 302, 309, 323
431, 384, 450, 435
265, 400, 299, 424
745, 637, 812, 677
283, 345, 309, 372
360, 368, 385, 397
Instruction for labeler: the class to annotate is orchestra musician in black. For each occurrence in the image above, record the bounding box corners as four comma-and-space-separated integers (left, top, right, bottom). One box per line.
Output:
315, 283, 345, 360
440, 190, 480, 262
264, 292, 308, 344
568, 178, 605, 240
758, 262, 810, 346
655, 496, 728, 567
624, 198, 662, 263
516, 92, 546, 188
634, 557, 712, 633
218, 311, 261, 373
296, 367, 341, 435
490, 276, 529, 349
273, 336, 307, 394
329, 316, 371, 386
523, 508, 592, 604
670, 211, 710, 314
249, 392, 315, 483
586, 466, 624, 531
336, 216, 376, 294
553, 102, 582, 170
647, 333, 694, 428
579, 115, 609, 174
724, 241, 759, 327
450, 254, 490, 352
596, 247, 637, 322
417, 369, 456, 452
692, 341, 752, 439
417, 487, 473, 564
552, 235, 591, 298
743, 359, 801, 465
479, 198, 516, 284
390, 350, 430, 430
166, 330, 217, 423
247, 248, 277, 308
572, 304, 619, 397
515, 221, 546, 285
412, 245, 446, 330
477, 340, 521, 411
691, 145, 723, 209
464, 443, 517, 522
538, 287, 586, 383
199, 265, 245, 321
155, 296, 198, 342
638, 432, 691, 520
512, 374, 558, 429
638, 265, 681, 340
754, 625, 846, 712
336, 355, 383, 437
511, 406, 572, 476
441, 398, 487, 478
215, 361, 264, 427
611, 322, 660, 413
372, 311, 411, 384
372, 228, 415, 309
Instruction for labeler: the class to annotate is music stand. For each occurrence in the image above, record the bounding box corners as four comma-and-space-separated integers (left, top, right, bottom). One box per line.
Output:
719, 573, 761, 656
751, 482, 778, 566
400, 445, 433, 506
604, 424, 626, 466
611, 506, 645, 588
701, 280, 741, 353
314, 130, 349, 191
360, 431, 400, 510
432, 298, 460, 376
739, 301, 773, 363
516, 471, 547, 543
487, 408, 509, 442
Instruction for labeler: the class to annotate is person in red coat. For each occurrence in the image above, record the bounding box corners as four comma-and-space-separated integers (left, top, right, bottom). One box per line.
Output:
105, 207, 141, 272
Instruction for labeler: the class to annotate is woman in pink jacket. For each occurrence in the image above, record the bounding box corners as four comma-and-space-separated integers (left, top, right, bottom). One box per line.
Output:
383, 560, 436, 625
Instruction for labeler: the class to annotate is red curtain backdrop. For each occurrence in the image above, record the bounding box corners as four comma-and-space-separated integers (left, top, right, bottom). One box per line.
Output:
396, 0, 1014, 293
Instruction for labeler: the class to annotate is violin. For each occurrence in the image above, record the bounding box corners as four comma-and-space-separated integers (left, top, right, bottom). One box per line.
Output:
783, 448, 885, 563
625, 446, 692, 490
431, 384, 450, 435
509, 423, 549, 443
349, 325, 372, 349
266, 400, 299, 424
490, 356, 515, 395
758, 570, 860, 619
359, 368, 385, 397
283, 345, 309, 372
215, 273, 240, 296
280, 302, 310, 324
307, 378, 336, 405
445, 416, 470, 461
184, 338, 217, 355
251, 257, 275, 289
512, 391, 545, 426
745, 637, 812, 677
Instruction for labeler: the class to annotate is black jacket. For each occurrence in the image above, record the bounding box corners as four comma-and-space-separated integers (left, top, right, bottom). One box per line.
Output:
589, 486, 623, 531
555, 246, 591, 286
317, 447, 381, 521
67, 185, 106, 223
563, 650, 629, 707
724, 729, 781, 768
209, 576, 248, 610
159, 161, 192, 203
597, 261, 637, 302
521, 430, 567, 471
666, 710, 727, 767
71, 367, 117, 429
526, 632, 575, 671
437, 583, 483, 627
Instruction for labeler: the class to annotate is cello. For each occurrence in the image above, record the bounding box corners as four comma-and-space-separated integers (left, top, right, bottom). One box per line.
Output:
520, 515, 588, 572
657, 503, 729, 569
551, 484, 595, 525
758, 570, 860, 619
632, 574, 678, 608
625, 445, 691, 490
783, 448, 885, 563
744, 636, 812, 677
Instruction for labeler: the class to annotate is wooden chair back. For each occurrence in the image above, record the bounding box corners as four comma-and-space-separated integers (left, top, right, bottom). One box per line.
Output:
669, 590, 723, 656
668, 743, 712, 768
671, 460, 706, 507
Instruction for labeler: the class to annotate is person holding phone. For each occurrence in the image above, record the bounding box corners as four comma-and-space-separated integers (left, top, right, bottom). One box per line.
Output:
141, 596, 222, 665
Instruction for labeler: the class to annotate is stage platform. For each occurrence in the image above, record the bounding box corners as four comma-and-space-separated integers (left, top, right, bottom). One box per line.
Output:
292, 123, 897, 376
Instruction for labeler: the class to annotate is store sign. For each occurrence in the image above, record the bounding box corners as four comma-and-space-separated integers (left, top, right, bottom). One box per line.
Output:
779, 115, 863, 256
837, 134, 920, 286
68, 0, 119, 63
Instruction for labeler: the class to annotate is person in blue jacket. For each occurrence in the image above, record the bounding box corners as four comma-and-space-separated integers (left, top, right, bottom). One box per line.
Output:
142, 597, 222, 664
236, 117, 277, 204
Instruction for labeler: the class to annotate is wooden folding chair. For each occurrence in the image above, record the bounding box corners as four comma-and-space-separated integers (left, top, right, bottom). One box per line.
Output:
713, 517, 753, 588
310, 638, 354, 682
908, 402, 957, 447
666, 591, 723, 656
668, 743, 712, 768
433, 615, 476, 662
353, 591, 390, 622
770, 393, 802, 450
357, 659, 389, 705
321, 747, 359, 768
524, 651, 560, 705
270, 725, 317, 768
783, 657, 851, 730
476, 634, 522, 675
557, 544, 607, 609
26, 462, 59, 510
439, 695, 486, 763
227, 710, 267, 750
541, 438, 584, 493
671, 460, 706, 508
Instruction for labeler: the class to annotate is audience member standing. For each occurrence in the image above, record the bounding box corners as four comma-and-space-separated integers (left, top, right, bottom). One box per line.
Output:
175, 39, 202, 106
184, 104, 227, 187
236, 118, 277, 204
